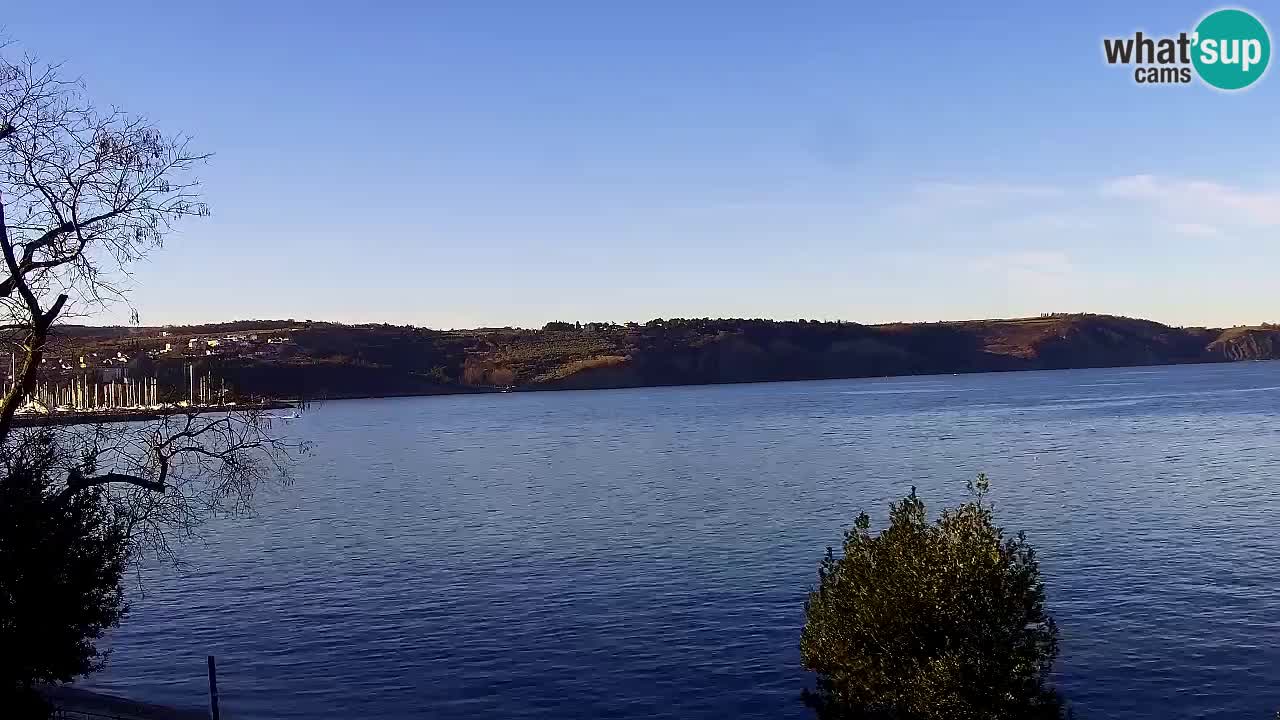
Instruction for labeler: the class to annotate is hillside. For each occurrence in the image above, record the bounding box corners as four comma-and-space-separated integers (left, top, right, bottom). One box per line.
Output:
28, 314, 1280, 401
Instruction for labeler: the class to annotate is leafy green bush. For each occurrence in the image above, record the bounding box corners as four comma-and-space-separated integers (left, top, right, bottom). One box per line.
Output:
800, 476, 1064, 719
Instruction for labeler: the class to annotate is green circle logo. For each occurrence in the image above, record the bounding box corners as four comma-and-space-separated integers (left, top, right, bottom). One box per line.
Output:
1193, 9, 1271, 90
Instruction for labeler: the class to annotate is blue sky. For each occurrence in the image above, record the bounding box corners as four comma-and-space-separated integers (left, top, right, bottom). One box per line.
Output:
4, 1, 1277, 328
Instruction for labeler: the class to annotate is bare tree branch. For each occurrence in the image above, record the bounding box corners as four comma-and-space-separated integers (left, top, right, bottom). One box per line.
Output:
0, 48, 302, 568
60, 469, 165, 499
0, 53, 213, 443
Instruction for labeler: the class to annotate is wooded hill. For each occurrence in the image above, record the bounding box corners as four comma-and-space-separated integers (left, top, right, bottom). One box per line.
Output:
44, 314, 1280, 400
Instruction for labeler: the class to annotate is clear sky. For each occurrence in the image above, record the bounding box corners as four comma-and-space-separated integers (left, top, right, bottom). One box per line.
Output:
4, 1, 1277, 328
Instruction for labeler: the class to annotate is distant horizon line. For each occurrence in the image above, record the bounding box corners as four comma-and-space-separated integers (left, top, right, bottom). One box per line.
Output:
62, 312, 1276, 333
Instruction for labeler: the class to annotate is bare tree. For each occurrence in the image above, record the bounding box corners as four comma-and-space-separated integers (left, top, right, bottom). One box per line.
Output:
47, 408, 297, 563
0, 49, 300, 559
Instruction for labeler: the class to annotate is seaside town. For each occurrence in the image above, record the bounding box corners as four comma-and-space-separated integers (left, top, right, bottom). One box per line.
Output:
6, 326, 301, 420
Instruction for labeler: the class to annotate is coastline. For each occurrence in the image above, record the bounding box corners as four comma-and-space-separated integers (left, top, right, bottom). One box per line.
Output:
302, 355, 1278, 402
11, 400, 299, 428
25, 356, 1275, 425
41, 684, 207, 720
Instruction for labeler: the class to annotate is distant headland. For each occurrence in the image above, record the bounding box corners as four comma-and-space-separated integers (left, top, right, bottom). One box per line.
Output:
35, 314, 1280, 403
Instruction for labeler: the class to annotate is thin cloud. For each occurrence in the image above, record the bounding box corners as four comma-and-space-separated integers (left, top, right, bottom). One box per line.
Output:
1169, 222, 1224, 238
913, 182, 1066, 207
1101, 174, 1280, 226
995, 213, 1101, 234
968, 251, 1074, 284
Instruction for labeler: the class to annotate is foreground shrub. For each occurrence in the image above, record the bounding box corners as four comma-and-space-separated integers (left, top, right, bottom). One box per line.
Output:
800, 476, 1064, 720
0, 434, 129, 717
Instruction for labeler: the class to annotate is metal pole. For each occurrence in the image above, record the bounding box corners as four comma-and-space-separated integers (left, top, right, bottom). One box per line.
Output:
208, 655, 220, 720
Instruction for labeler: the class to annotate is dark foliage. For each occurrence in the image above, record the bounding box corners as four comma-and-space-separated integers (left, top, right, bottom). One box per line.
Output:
800, 477, 1064, 720
0, 433, 128, 714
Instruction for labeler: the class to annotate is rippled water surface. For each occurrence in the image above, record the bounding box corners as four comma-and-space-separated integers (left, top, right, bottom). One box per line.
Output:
89, 363, 1280, 718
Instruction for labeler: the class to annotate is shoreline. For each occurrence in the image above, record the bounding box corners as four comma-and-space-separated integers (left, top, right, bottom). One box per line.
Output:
304, 356, 1279, 403
42, 684, 207, 720
23, 356, 1275, 425
11, 400, 298, 427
